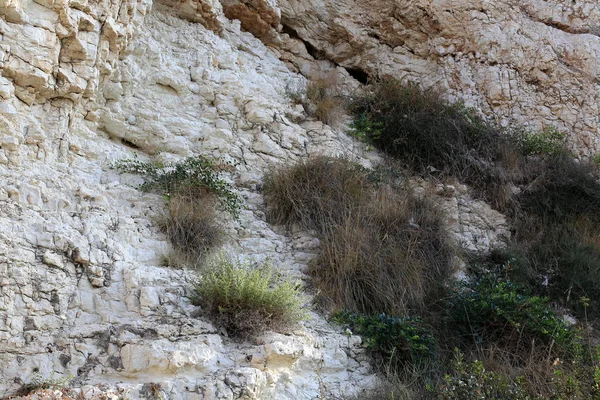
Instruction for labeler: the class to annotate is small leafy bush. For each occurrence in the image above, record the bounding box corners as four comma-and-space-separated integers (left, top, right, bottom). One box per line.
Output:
114, 156, 241, 218
350, 113, 382, 146
193, 255, 306, 336
334, 312, 436, 370
513, 126, 565, 156
548, 355, 600, 400
437, 346, 600, 400
438, 349, 530, 400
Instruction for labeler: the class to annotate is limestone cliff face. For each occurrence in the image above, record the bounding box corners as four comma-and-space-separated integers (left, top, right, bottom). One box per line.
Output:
0, 0, 591, 398
275, 0, 600, 156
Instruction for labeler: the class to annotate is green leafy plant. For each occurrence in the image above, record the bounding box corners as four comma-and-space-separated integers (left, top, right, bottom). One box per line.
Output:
447, 269, 580, 357
438, 349, 531, 400
334, 312, 436, 370
350, 113, 383, 146
514, 126, 565, 156
114, 156, 241, 218
193, 254, 306, 336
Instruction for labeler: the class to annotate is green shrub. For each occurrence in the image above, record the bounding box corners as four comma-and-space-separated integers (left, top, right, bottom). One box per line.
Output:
263, 156, 456, 315
493, 228, 600, 323
334, 312, 436, 371
350, 113, 382, 146
513, 126, 565, 156
447, 269, 579, 357
193, 255, 306, 336
436, 347, 600, 400
114, 156, 241, 218
437, 349, 531, 400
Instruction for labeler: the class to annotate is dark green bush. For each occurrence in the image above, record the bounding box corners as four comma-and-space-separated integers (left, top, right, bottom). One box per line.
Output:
447, 270, 579, 357
334, 312, 436, 371
350, 80, 524, 209
492, 227, 600, 323
517, 153, 600, 227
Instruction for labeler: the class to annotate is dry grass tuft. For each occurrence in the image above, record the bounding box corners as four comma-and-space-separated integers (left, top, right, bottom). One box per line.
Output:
287, 74, 347, 127
263, 156, 456, 315
263, 156, 370, 232
156, 191, 223, 265
305, 79, 346, 127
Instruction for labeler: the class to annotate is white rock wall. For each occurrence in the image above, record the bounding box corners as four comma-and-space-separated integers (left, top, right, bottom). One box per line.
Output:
274, 0, 600, 157
0, 0, 538, 398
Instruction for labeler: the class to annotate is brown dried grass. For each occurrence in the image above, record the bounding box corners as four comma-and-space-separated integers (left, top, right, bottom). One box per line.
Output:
263, 156, 457, 315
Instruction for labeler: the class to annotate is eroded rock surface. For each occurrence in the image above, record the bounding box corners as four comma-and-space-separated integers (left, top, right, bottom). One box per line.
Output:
277, 0, 600, 156
0, 0, 589, 398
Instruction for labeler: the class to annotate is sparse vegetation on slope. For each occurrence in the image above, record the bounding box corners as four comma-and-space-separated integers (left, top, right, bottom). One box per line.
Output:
115, 156, 241, 265
268, 78, 600, 398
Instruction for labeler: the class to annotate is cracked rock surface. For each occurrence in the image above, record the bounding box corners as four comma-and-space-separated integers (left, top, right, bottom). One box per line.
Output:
0, 0, 592, 398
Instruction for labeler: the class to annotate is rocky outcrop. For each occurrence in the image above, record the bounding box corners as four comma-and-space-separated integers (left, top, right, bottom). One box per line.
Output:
0, 0, 589, 398
275, 0, 600, 156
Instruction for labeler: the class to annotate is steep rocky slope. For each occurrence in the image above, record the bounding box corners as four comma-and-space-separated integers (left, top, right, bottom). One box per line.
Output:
0, 0, 597, 398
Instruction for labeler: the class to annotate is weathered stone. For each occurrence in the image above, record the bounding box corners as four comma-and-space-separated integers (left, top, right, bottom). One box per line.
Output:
1, 0, 597, 398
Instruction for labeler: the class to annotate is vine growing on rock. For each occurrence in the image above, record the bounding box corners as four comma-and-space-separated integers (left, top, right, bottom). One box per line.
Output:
114, 156, 241, 218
